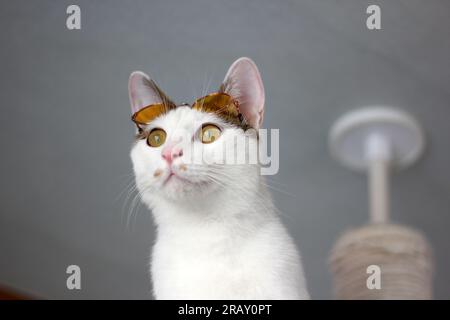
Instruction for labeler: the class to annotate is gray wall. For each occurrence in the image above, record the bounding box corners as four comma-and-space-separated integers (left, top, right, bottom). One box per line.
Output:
1, 0, 449, 299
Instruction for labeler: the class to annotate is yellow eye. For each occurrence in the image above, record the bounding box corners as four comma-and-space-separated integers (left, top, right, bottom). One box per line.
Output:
147, 128, 166, 147
201, 124, 221, 144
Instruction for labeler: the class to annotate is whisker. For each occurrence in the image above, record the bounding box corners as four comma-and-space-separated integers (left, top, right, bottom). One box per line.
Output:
190, 165, 295, 222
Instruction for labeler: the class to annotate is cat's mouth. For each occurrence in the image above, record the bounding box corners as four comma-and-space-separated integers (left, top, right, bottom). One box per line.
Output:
161, 169, 213, 190
162, 171, 191, 186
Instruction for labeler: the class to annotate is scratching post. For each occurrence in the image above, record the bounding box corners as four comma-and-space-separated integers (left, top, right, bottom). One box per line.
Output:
328, 107, 433, 299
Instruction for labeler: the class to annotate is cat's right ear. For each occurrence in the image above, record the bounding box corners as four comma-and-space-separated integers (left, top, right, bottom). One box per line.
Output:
128, 71, 175, 114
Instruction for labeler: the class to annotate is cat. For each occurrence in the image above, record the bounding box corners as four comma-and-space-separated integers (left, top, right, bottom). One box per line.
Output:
128, 57, 310, 299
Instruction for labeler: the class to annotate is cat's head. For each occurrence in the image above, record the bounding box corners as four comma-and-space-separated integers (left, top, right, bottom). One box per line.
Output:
129, 57, 265, 203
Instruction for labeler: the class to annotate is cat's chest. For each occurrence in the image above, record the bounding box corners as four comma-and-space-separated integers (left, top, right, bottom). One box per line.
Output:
152, 224, 251, 272
151, 230, 257, 299
155, 225, 243, 260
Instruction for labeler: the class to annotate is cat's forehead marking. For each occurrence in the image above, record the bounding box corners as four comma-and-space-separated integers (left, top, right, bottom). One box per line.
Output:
152, 106, 219, 131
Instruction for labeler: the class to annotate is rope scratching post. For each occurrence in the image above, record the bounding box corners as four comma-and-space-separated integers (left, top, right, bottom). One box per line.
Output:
328, 107, 433, 299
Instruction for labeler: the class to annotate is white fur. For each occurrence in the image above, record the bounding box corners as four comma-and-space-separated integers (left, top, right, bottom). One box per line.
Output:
130, 107, 310, 299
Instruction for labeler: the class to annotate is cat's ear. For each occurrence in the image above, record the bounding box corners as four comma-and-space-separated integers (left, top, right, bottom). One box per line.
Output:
128, 71, 175, 114
220, 57, 265, 129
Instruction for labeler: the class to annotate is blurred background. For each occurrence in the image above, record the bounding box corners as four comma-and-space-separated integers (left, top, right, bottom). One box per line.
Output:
0, 0, 449, 299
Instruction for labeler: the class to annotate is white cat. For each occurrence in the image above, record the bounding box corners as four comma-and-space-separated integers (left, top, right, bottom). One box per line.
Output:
128, 57, 310, 299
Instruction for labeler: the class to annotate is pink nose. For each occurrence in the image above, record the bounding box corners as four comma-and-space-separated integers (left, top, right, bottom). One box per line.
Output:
162, 146, 183, 163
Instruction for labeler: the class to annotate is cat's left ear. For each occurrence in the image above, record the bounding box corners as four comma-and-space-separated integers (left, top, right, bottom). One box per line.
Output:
220, 57, 265, 129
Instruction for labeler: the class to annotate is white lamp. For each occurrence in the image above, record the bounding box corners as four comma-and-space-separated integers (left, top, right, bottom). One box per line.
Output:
328, 107, 433, 299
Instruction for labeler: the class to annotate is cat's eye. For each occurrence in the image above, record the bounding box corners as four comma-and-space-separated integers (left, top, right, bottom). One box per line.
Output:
201, 124, 221, 144
147, 128, 166, 147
